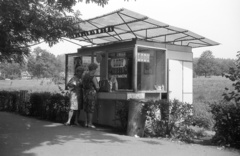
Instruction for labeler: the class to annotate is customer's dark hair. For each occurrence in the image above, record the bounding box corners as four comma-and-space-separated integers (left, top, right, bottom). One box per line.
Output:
74, 66, 85, 75
88, 63, 98, 71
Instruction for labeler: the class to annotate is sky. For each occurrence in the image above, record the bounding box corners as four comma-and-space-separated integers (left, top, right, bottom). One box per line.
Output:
31, 0, 240, 59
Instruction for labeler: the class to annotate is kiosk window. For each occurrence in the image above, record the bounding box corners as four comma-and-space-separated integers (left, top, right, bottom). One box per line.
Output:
108, 51, 132, 90
65, 54, 101, 88
137, 47, 166, 91
66, 55, 75, 85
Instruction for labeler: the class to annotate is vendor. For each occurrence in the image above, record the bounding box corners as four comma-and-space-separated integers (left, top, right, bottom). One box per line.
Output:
109, 73, 118, 91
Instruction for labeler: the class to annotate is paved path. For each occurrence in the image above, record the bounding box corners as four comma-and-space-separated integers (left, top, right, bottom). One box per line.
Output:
0, 112, 239, 156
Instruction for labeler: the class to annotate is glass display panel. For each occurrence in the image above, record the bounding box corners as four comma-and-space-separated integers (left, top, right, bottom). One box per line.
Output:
108, 51, 133, 90
66, 55, 75, 86
93, 54, 101, 77
137, 46, 166, 91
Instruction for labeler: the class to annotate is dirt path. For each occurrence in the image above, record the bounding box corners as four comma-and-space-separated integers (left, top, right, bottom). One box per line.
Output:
0, 112, 239, 156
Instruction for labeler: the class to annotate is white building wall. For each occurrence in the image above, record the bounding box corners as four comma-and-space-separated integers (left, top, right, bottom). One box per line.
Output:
183, 62, 193, 103
167, 49, 193, 104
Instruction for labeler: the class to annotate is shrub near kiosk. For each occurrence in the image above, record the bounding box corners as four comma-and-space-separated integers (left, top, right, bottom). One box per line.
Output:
126, 99, 194, 140
209, 52, 240, 148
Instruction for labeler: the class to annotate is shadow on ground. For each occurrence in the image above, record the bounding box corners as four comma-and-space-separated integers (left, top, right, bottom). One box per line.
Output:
1, 112, 239, 156
0, 112, 131, 156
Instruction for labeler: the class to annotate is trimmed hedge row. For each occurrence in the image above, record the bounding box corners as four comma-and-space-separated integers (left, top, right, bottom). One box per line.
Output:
0, 90, 69, 123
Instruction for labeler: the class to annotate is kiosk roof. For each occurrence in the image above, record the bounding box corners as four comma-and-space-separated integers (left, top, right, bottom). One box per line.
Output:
71, 8, 219, 48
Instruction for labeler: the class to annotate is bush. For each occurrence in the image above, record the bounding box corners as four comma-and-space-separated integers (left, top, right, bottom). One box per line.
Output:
166, 100, 193, 140
29, 92, 51, 117
211, 100, 240, 148
29, 92, 69, 122
0, 91, 18, 112
143, 99, 195, 142
212, 51, 240, 148
0, 90, 69, 124
192, 102, 214, 130
49, 93, 69, 122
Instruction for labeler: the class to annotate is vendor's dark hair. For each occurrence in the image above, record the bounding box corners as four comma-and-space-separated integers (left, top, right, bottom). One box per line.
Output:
88, 63, 98, 71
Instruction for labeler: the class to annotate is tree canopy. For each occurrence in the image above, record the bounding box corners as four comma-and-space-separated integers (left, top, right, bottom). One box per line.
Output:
196, 50, 215, 77
0, 46, 66, 79
27, 47, 63, 78
0, 0, 108, 63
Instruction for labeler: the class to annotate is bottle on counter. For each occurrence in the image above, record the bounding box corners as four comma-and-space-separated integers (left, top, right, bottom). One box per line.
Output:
109, 81, 112, 92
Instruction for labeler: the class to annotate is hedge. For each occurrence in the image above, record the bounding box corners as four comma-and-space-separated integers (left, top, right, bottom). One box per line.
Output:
0, 90, 69, 123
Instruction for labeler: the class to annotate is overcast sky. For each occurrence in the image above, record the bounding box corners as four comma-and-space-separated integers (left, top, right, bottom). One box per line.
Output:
32, 0, 240, 59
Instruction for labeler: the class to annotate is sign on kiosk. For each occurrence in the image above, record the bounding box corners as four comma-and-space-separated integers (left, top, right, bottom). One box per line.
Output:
110, 58, 127, 68
137, 53, 150, 62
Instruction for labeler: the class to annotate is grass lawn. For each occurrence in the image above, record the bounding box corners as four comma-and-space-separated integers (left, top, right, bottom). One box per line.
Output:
0, 79, 65, 93
193, 76, 233, 103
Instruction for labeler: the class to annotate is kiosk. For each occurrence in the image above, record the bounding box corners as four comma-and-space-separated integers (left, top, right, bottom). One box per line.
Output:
65, 8, 219, 129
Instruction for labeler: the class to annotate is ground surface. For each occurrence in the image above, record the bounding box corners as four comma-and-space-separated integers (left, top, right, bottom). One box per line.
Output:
0, 112, 239, 156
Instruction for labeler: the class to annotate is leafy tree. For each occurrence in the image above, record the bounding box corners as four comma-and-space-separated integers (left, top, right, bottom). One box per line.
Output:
214, 58, 236, 76
196, 50, 215, 77
212, 61, 222, 76
223, 51, 240, 104
27, 47, 62, 78
194, 57, 235, 77
56, 54, 66, 72
27, 55, 38, 77
0, 0, 108, 63
193, 58, 199, 77
0, 62, 22, 79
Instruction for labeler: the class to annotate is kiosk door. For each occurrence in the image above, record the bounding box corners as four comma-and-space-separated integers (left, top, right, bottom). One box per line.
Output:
168, 60, 193, 104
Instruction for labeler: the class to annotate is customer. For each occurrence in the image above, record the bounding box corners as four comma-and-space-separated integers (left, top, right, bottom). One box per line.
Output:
64, 66, 85, 126
82, 63, 99, 128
